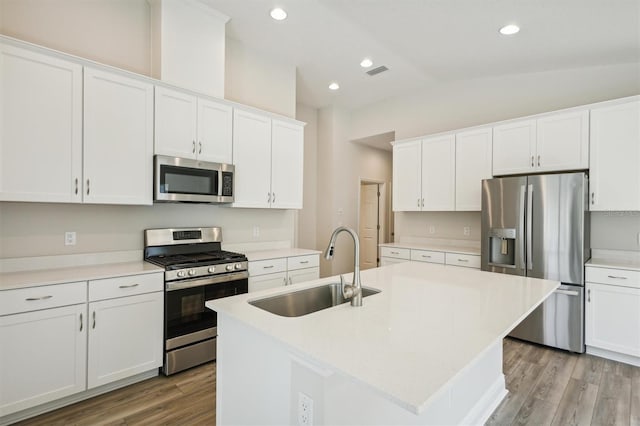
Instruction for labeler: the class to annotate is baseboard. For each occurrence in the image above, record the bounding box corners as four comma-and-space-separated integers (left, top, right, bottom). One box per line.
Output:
586, 346, 640, 367
0, 369, 158, 426
461, 374, 508, 425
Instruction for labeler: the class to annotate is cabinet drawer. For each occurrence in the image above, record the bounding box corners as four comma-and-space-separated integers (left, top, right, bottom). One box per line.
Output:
380, 247, 410, 260
288, 255, 319, 271
410, 249, 445, 264
586, 266, 640, 289
0, 281, 86, 316
445, 253, 481, 269
249, 258, 287, 276
89, 273, 163, 302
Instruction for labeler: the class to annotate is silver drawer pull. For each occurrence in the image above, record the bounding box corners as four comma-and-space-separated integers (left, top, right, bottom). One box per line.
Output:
93, 311, 96, 329
119, 283, 139, 289
390, 251, 399, 255
25, 295, 53, 301
458, 258, 469, 262
79, 313, 83, 331
299, 261, 309, 264
422, 255, 431, 258
263, 265, 274, 269
607, 275, 627, 280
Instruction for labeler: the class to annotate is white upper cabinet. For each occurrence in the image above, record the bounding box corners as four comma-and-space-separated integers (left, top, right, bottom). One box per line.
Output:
271, 119, 304, 209
455, 128, 492, 211
83, 67, 153, 205
492, 119, 536, 176
589, 99, 640, 211
392, 140, 422, 211
493, 111, 589, 176
421, 135, 455, 211
232, 109, 272, 208
233, 111, 304, 209
155, 86, 232, 164
0, 43, 82, 203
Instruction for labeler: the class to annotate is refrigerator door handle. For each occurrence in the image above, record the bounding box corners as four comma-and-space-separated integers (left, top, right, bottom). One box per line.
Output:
519, 184, 526, 270
526, 184, 533, 271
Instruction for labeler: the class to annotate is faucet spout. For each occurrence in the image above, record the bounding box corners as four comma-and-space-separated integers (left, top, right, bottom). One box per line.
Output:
324, 226, 363, 307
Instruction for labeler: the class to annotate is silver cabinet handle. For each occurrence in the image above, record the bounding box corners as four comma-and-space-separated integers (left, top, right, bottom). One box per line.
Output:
283, 277, 288, 286
79, 313, 83, 332
192, 140, 196, 154
458, 258, 469, 262
92, 311, 96, 329
263, 265, 274, 269
86, 179, 90, 195
300, 261, 309, 264
555, 289, 579, 296
607, 275, 627, 280
591, 192, 595, 205
272, 193, 276, 203
422, 255, 431, 258
531, 155, 534, 167
199, 141, 202, 154
537, 155, 541, 167
421, 198, 425, 208
390, 251, 399, 254
587, 289, 591, 302
417, 198, 420, 208
119, 283, 139, 289
74, 178, 78, 195
288, 277, 292, 286
25, 295, 52, 301
268, 192, 271, 203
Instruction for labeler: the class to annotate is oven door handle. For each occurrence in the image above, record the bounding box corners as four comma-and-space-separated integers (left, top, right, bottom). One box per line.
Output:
166, 271, 249, 291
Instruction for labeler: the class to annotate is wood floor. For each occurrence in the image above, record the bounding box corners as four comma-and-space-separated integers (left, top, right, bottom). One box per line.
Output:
17, 338, 640, 425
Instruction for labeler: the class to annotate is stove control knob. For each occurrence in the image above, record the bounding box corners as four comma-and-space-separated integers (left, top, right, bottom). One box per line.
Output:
177, 271, 186, 278
188, 269, 196, 276
208, 266, 216, 273
234, 263, 243, 270
225, 264, 234, 272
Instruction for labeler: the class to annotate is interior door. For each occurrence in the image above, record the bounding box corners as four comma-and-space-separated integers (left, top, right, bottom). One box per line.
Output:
359, 183, 379, 270
527, 173, 586, 284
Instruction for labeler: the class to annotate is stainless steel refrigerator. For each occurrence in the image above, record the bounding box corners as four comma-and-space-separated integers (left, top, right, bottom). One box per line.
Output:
481, 172, 590, 353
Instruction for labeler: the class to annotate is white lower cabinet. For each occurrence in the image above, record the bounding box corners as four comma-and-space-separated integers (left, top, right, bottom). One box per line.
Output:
585, 266, 640, 362
248, 254, 320, 292
0, 303, 86, 417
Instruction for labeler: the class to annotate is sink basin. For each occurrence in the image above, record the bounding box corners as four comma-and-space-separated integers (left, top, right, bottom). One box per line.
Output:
248, 283, 381, 317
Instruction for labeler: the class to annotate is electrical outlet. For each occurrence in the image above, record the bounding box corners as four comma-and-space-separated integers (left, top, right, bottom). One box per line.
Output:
298, 392, 313, 426
252, 226, 260, 239
463, 226, 470, 236
429, 225, 436, 234
65, 232, 76, 246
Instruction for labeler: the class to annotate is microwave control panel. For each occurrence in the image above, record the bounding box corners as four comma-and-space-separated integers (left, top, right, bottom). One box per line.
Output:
222, 172, 233, 196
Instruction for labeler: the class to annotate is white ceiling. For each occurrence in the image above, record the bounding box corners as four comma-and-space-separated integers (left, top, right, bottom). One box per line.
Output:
205, 0, 640, 111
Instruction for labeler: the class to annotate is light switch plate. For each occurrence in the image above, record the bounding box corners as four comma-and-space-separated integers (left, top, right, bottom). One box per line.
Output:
65, 232, 76, 246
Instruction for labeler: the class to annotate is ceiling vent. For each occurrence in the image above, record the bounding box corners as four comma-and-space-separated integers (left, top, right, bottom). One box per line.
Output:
366, 66, 389, 76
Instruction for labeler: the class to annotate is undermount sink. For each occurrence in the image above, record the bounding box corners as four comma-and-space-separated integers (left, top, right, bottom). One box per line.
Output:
248, 283, 381, 317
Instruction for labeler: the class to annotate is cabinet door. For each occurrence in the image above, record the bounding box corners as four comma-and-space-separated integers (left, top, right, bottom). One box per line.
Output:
154, 86, 198, 159
248, 272, 287, 292
232, 109, 272, 208
87, 292, 163, 389
83, 68, 153, 205
589, 100, 640, 211
586, 282, 640, 357
536, 110, 589, 172
492, 120, 536, 176
455, 128, 492, 211
197, 98, 233, 164
421, 135, 455, 211
392, 140, 421, 211
0, 43, 82, 203
0, 304, 86, 416
271, 120, 304, 209
288, 267, 319, 285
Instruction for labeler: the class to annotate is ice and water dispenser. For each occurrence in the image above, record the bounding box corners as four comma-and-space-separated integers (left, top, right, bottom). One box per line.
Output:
488, 228, 516, 267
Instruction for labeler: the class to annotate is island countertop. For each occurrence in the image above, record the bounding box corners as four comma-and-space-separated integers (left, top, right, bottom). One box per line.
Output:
207, 261, 559, 414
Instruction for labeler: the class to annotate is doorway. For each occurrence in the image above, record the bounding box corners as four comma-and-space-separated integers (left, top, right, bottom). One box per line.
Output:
358, 181, 383, 270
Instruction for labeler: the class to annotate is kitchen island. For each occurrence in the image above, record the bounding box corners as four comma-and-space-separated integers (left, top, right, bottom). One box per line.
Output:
207, 261, 559, 425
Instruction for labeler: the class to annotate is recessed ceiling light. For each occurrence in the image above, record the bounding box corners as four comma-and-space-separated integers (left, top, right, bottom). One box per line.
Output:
328, 82, 340, 91
499, 24, 520, 35
360, 58, 373, 68
270, 7, 287, 21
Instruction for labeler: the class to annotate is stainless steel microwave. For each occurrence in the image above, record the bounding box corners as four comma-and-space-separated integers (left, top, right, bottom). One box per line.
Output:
154, 155, 234, 203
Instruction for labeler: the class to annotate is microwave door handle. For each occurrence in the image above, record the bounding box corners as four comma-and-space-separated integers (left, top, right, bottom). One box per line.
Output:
218, 169, 223, 199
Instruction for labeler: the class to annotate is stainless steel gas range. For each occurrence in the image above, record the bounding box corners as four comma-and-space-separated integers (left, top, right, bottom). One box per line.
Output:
144, 227, 248, 375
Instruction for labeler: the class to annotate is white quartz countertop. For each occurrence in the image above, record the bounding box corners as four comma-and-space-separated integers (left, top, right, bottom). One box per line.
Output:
244, 248, 321, 262
586, 258, 640, 272
379, 242, 480, 255
0, 261, 164, 291
208, 261, 558, 414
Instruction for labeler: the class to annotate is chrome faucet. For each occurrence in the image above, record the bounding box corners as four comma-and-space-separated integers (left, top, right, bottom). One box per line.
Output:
324, 226, 362, 307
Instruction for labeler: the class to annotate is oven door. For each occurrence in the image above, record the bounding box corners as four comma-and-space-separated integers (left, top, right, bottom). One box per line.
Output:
154, 155, 234, 203
165, 272, 248, 350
